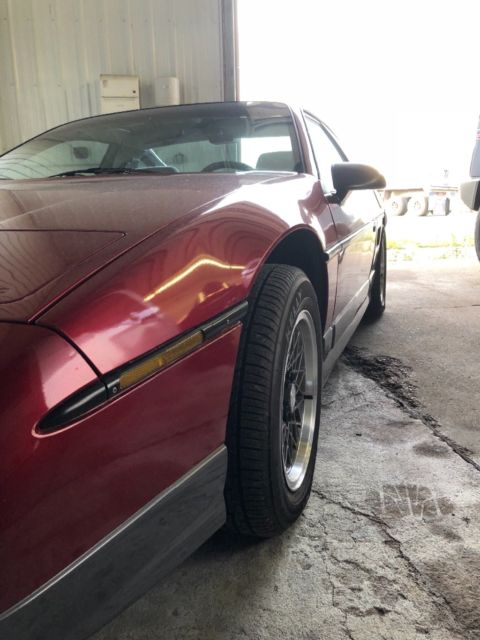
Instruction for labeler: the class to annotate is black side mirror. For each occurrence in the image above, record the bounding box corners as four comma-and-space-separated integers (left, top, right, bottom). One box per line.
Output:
329, 162, 386, 204
460, 179, 480, 211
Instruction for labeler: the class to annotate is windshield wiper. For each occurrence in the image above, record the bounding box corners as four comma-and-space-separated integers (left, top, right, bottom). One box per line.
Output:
48, 167, 120, 177
48, 166, 178, 178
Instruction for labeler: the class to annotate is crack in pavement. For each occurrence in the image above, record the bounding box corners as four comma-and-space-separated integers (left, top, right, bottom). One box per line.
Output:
312, 489, 467, 638
318, 517, 355, 640
92, 357, 479, 640
343, 346, 480, 474
331, 351, 480, 637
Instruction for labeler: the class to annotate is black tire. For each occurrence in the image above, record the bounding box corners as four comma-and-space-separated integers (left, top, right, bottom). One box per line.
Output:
444, 197, 451, 216
365, 230, 387, 321
225, 264, 322, 538
475, 212, 480, 261
385, 196, 408, 216
407, 195, 429, 216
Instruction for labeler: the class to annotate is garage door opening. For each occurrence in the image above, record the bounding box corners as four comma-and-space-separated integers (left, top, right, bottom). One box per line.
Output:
236, 0, 480, 261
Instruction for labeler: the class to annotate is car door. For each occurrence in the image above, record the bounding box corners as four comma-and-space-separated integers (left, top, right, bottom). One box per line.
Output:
303, 113, 381, 336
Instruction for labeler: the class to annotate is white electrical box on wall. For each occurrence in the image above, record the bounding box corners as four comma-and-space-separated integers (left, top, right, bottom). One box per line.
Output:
100, 74, 140, 114
153, 77, 180, 106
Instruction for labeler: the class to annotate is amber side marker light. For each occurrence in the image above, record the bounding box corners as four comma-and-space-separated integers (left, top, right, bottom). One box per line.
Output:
37, 301, 248, 434
119, 330, 203, 391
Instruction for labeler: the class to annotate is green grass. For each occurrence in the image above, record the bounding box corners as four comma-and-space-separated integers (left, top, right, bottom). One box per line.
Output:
386, 212, 475, 259
387, 236, 474, 250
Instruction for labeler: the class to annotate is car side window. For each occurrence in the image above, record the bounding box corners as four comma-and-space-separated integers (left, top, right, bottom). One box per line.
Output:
304, 115, 344, 194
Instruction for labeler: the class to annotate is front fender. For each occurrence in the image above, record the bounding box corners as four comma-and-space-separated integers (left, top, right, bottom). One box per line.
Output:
39, 175, 334, 373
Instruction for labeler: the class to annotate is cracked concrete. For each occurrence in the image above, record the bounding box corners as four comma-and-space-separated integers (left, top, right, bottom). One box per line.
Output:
93, 257, 480, 640
350, 256, 480, 464
344, 346, 480, 473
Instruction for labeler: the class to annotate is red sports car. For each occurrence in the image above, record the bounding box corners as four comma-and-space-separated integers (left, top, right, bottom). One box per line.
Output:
0, 101, 386, 639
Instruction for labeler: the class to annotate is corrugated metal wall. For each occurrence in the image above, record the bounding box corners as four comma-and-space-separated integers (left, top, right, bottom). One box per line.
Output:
0, 0, 226, 152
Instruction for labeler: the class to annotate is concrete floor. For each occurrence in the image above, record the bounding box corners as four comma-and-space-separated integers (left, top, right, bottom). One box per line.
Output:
93, 253, 480, 640
352, 251, 480, 462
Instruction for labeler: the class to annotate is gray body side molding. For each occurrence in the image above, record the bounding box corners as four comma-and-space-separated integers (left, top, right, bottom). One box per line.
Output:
0, 447, 227, 640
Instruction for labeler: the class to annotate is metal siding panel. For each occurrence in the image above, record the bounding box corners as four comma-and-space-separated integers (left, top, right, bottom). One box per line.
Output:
31, 1, 67, 130
81, 0, 111, 112
172, 1, 195, 103
0, 1, 21, 151
150, 0, 176, 82
129, 0, 157, 107
5, 0, 45, 142
103, 0, 134, 75
172, 0, 223, 104
82, 0, 111, 73
0, 0, 225, 152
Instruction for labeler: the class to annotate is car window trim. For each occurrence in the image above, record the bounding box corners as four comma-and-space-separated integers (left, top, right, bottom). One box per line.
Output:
302, 111, 348, 196
303, 111, 348, 162
286, 106, 308, 173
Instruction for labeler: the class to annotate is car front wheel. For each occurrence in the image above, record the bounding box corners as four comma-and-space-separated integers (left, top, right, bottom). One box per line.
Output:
475, 212, 480, 261
365, 230, 387, 320
225, 264, 322, 538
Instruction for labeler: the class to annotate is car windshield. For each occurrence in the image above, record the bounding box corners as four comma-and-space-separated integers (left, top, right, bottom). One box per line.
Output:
0, 102, 302, 180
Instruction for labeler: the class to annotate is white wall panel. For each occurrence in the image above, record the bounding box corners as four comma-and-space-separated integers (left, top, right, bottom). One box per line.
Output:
0, 0, 226, 152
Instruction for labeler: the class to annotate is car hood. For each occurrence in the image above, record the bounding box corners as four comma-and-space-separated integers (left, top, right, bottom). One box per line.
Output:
0, 173, 273, 321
